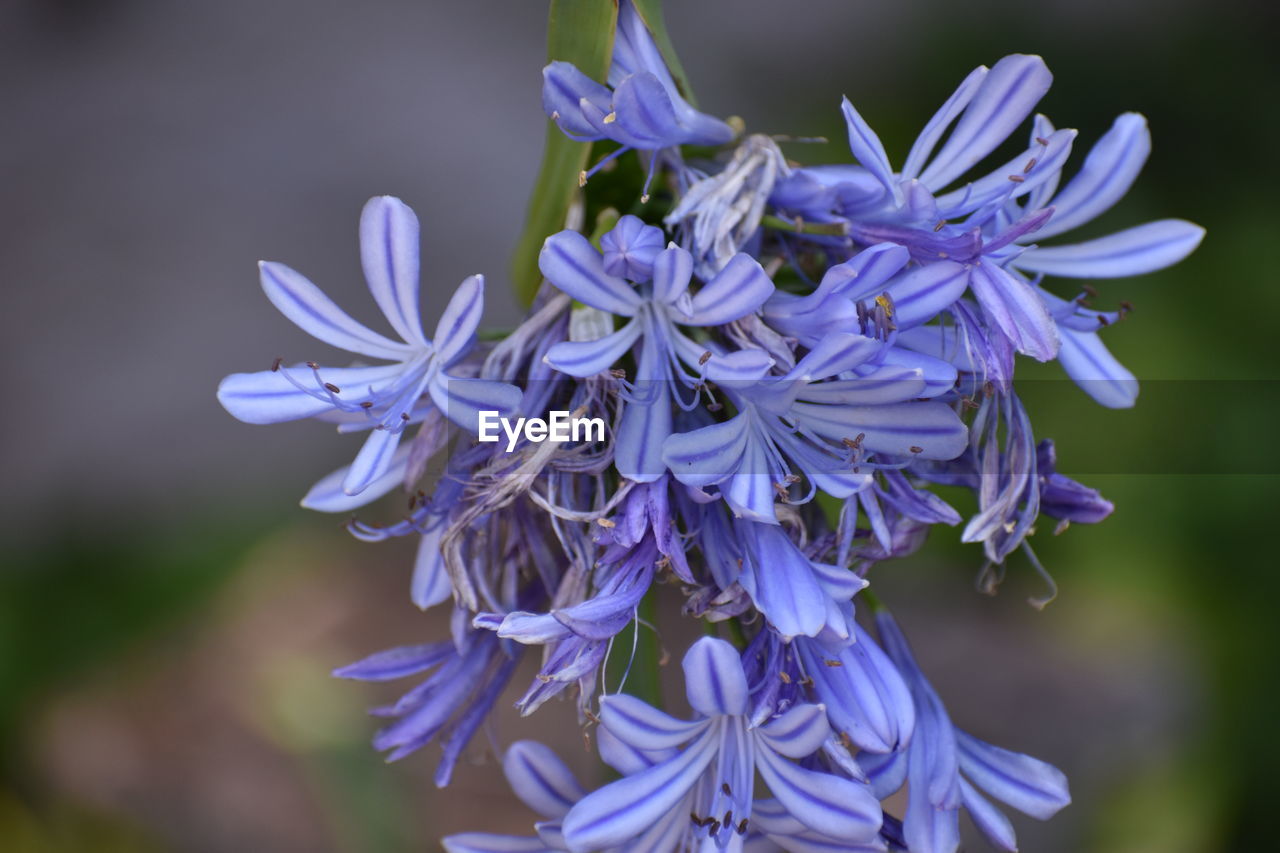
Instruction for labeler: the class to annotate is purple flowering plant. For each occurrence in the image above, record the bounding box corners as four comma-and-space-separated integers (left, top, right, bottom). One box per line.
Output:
217, 2, 1202, 850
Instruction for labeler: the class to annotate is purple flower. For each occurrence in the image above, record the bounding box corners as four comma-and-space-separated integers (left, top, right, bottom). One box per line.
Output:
542, 0, 733, 193
217, 196, 521, 497
864, 611, 1071, 853
1000, 113, 1204, 408
661, 331, 967, 524
333, 617, 520, 785
561, 638, 883, 851
540, 221, 774, 482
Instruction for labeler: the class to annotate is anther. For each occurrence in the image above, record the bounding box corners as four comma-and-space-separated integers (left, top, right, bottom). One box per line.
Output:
723, 811, 733, 828
602, 111, 617, 124
1097, 315, 1109, 326
909, 446, 923, 454
934, 220, 946, 232
360, 401, 374, 409
842, 433, 865, 450
779, 671, 792, 684
722, 782, 732, 796
785, 474, 801, 484
1007, 174, 1025, 183
737, 818, 749, 835
824, 659, 843, 667
707, 401, 723, 412
324, 382, 341, 394
640, 193, 650, 204
596, 518, 616, 528
306, 361, 319, 369
271, 357, 283, 372
1024, 157, 1038, 173
690, 812, 702, 825
578, 170, 588, 188
609, 368, 627, 380
1054, 518, 1071, 535
1036, 136, 1050, 146
699, 350, 713, 365
401, 412, 411, 421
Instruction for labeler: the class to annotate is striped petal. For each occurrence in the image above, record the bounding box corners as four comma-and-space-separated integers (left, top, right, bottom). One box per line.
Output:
259, 261, 412, 360
662, 412, 750, 487
651, 244, 694, 305
1057, 327, 1138, 408
359, 196, 429, 348
1017, 219, 1205, 278
540, 231, 642, 315
959, 778, 1018, 851
610, 71, 683, 148
301, 442, 410, 512
342, 424, 403, 496
956, 730, 1070, 820
1035, 112, 1150, 239
682, 637, 749, 717
601, 693, 709, 750
561, 727, 718, 850
432, 274, 485, 367
503, 741, 586, 820
428, 374, 523, 434
755, 744, 883, 842
442, 834, 550, 853
683, 254, 775, 326
840, 96, 901, 204
901, 65, 988, 181
969, 261, 1060, 361
332, 642, 452, 681
545, 317, 643, 377
918, 55, 1052, 192
542, 61, 611, 139
792, 400, 968, 460
756, 703, 831, 759
411, 526, 453, 610
882, 261, 969, 330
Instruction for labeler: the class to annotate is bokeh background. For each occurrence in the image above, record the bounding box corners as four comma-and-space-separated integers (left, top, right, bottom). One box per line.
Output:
2, 0, 1276, 850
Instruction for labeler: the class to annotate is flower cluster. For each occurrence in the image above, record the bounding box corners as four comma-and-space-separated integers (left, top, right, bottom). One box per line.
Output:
218, 2, 1200, 850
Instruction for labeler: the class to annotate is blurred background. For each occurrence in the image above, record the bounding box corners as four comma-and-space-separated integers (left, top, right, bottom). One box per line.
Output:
1, 0, 1276, 850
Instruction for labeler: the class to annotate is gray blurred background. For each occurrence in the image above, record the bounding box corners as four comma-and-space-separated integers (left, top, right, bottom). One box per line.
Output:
1, 0, 1275, 851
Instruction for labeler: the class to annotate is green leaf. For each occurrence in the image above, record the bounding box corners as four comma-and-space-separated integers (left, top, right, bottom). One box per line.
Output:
510, 1, 619, 306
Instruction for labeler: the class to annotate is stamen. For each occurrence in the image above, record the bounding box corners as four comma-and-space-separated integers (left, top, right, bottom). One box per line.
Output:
324, 382, 341, 394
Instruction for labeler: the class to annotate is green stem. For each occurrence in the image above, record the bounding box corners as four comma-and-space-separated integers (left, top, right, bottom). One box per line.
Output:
608, 587, 663, 707
761, 214, 851, 237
